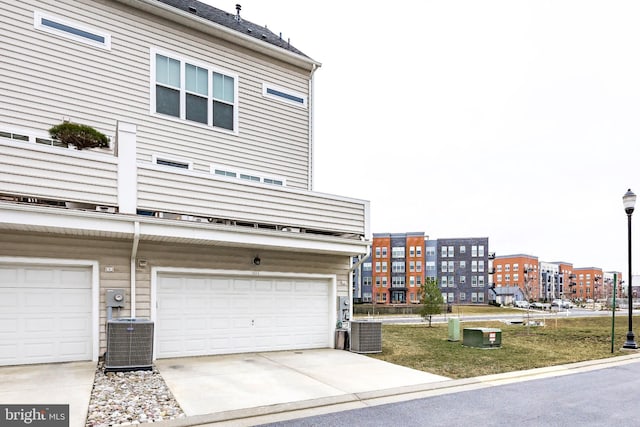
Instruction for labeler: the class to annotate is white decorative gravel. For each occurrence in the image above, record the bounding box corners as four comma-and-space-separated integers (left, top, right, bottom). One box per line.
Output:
85, 363, 186, 426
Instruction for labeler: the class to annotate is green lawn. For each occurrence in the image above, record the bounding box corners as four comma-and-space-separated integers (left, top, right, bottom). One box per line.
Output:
368, 316, 635, 379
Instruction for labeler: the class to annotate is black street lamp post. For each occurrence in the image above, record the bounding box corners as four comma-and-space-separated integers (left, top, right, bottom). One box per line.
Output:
623, 189, 637, 349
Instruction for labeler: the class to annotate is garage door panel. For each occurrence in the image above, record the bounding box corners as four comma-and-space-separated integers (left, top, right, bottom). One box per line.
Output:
156, 274, 331, 358
59, 340, 90, 357
0, 318, 19, 333
0, 292, 19, 309
24, 317, 56, 333
0, 265, 93, 365
24, 268, 56, 284
0, 267, 19, 283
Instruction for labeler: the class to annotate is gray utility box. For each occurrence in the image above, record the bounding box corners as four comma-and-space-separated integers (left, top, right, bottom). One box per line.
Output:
448, 318, 460, 341
350, 321, 382, 353
463, 327, 502, 349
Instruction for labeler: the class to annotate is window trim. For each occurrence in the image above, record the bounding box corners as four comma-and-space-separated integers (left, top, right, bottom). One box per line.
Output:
262, 83, 307, 108
150, 48, 239, 134
34, 11, 111, 50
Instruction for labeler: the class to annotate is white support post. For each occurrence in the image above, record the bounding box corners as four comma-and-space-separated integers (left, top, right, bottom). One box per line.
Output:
117, 121, 137, 214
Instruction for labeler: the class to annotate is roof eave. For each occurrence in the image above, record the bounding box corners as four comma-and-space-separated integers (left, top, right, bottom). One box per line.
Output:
113, 0, 321, 71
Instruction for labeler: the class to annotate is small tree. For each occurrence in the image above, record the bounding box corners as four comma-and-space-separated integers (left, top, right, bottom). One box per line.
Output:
420, 277, 443, 327
49, 122, 109, 150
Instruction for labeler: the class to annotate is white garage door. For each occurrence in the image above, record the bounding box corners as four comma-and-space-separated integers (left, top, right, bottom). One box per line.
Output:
156, 274, 331, 358
0, 265, 93, 366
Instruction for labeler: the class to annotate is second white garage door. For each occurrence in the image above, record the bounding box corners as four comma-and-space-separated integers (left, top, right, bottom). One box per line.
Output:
156, 273, 331, 358
0, 265, 93, 366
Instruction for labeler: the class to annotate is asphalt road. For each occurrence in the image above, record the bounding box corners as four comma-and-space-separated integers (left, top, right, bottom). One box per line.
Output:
260, 359, 640, 427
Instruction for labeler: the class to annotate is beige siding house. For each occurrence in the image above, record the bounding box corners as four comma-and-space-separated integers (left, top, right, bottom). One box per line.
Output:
0, 0, 369, 366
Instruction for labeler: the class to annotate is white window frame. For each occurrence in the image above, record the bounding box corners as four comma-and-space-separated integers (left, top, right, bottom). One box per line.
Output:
150, 48, 239, 134
262, 83, 308, 108
34, 11, 111, 50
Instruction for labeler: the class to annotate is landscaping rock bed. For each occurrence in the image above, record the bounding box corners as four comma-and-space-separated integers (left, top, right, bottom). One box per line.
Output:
85, 363, 185, 426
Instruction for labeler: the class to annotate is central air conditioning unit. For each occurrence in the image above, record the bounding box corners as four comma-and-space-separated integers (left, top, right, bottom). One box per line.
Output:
349, 321, 382, 353
105, 318, 154, 372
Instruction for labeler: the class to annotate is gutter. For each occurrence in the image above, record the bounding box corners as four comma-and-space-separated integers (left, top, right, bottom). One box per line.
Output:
131, 221, 140, 317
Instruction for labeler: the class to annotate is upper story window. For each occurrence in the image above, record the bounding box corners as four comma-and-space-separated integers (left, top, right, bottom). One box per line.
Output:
448, 246, 454, 257
392, 262, 405, 273
426, 247, 436, 257
478, 245, 485, 257
392, 247, 405, 258
34, 11, 111, 50
409, 246, 415, 257
375, 247, 381, 258
416, 246, 422, 257
382, 247, 388, 257
460, 246, 466, 254
362, 262, 372, 272
153, 49, 238, 132
441, 246, 447, 257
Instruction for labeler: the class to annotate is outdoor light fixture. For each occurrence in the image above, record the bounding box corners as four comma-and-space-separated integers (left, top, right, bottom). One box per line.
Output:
623, 189, 637, 349
253, 256, 261, 266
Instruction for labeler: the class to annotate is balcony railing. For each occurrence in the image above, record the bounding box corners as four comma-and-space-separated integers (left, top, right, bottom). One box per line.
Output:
0, 126, 368, 240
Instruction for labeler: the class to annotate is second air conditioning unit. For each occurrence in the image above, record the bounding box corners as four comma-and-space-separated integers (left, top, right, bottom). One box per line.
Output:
350, 321, 382, 353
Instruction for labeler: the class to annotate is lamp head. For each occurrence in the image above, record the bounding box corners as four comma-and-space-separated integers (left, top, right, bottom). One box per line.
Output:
623, 189, 636, 215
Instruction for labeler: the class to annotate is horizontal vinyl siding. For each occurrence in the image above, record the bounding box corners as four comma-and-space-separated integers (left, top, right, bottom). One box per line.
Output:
0, 232, 349, 356
1, 0, 312, 190
0, 139, 118, 205
137, 165, 367, 235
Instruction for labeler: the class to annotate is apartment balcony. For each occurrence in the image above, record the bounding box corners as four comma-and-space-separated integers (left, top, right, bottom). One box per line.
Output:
0, 123, 369, 255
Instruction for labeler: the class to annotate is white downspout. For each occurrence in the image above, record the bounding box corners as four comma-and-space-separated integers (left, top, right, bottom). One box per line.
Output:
308, 63, 318, 191
131, 221, 140, 317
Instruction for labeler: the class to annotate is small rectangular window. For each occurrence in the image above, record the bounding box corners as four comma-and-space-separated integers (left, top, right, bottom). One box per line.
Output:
153, 154, 192, 170
34, 11, 111, 49
263, 83, 307, 107
240, 173, 261, 182
263, 178, 284, 186
214, 169, 237, 178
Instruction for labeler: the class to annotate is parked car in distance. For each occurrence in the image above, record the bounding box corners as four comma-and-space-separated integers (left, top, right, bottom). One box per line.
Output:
552, 299, 572, 309
514, 300, 530, 309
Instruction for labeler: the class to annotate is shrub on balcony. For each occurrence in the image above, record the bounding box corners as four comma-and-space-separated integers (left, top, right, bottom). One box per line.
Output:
49, 122, 109, 150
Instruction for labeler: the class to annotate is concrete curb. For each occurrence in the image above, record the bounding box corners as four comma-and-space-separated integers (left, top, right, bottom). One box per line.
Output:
151, 352, 640, 426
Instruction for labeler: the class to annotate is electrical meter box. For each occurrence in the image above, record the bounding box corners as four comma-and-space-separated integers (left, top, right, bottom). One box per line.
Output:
106, 289, 126, 308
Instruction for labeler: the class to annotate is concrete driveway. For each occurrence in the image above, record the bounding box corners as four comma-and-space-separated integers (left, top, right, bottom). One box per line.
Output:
0, 361, 96, 427
155, 349, 449, 417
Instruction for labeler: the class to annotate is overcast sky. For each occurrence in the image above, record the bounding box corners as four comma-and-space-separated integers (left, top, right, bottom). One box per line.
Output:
205, 1, 640, 274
